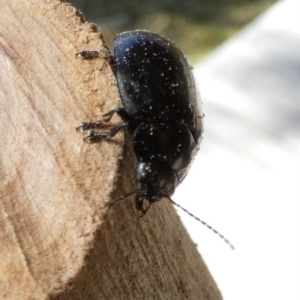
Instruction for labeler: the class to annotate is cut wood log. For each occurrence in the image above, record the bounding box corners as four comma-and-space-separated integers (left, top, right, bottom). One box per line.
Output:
0, 0, 223, 299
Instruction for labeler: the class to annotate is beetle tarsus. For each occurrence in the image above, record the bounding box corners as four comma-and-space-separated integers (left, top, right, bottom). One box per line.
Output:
76, 120, 103, 132
76, 48, 116, 73
75, 50, 99, 59
83, 123, 128, 142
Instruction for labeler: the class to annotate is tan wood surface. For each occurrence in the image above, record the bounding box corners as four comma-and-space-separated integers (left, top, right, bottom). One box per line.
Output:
0, 1, 222, 299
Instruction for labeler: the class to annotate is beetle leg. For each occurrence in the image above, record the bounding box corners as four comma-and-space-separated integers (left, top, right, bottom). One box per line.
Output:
76, 48, 116, 74
76, 120, 103, 131
102, 108, 123, 122
100, 49, 116, 74
135, 195, 151, 217
102, 107, 133, 122
83, 122, 128, 143
76, 107, 133, 132
75, 50, 99, 59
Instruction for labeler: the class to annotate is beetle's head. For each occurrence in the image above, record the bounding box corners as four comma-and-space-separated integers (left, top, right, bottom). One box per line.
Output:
136, 161, 178, 203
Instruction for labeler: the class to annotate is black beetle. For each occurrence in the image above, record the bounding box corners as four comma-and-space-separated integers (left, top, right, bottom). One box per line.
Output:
76, 30, 203, 214
76, 30, 235, 250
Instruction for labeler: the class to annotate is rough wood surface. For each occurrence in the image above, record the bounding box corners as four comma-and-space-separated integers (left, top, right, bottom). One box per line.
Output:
0, 1, 222, 299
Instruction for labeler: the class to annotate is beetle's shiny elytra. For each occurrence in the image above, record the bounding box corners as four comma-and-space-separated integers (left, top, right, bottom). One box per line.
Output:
76, 30, 204, 214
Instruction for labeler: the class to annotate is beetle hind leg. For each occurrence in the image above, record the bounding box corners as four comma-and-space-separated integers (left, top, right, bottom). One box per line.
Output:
76, 48, 116, 74
83, 122, 128, 143
75, 50, 99, 59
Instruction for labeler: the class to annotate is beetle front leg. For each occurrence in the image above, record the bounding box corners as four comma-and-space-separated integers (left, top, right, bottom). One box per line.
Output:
135, 195, 152, 217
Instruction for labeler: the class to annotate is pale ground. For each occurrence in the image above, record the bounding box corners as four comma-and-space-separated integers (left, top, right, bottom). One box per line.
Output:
173, 0, 300, 299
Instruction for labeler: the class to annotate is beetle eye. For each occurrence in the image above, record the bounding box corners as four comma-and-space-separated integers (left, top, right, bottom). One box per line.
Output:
158, 178, 166, 188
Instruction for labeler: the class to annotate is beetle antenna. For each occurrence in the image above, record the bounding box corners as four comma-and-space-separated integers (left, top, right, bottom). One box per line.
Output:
166, 197, 235, 250
108, 188, 140, 209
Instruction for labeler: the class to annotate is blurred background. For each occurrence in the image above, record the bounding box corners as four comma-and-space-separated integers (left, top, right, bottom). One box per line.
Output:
69, 1, 300, 300
71, 0, 277, 62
